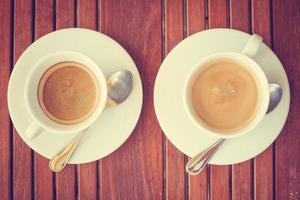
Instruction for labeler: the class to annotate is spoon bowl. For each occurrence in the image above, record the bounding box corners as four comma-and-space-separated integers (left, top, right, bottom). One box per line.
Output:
267, 83, 282, 114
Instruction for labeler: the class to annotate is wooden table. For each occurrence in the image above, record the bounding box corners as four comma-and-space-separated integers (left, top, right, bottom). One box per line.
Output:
0, 0, 299, 199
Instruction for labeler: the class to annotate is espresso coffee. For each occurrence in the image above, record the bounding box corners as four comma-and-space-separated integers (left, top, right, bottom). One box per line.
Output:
192, 59, 259, 132
38, 61, 98, 124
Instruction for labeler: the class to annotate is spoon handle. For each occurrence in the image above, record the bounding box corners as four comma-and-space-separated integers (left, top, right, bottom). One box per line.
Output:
49, 133, 84, 172
186, 139, 225, 175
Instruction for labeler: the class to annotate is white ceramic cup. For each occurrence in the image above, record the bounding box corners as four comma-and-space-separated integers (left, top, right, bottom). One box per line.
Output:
24, 51, 107, 139
184, 34, 270, 138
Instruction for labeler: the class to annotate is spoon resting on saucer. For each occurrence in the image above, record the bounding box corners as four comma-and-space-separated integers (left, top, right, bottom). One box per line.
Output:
186, 83, 282, 175
49, 70, 133, 172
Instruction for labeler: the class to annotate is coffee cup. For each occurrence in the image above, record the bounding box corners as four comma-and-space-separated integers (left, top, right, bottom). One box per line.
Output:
184, 34, 275, 138
24, 51, 107, 139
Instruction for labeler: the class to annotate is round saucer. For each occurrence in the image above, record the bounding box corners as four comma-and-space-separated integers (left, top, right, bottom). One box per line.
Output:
154, 29, 290, 165
8, 28, 143, 164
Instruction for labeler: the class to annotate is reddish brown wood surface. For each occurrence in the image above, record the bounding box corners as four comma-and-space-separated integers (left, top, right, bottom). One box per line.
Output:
77, 0, 98, 199
273, 0, 300, 200
252, 0, 274, 199
0, 0, 12, 199
34, 1, 54, 199
208, 0, 229, 29
55, 1, 76, 199
208, 0, 231, 200
230, 1, 252, 200
13, 0, 34, 199
1, 0, 300, 199
232, 161, 251, 200
164, 1, 186, 200
187, 0, 206, 35
99, 1, 163, 199
186, 1, 208, 200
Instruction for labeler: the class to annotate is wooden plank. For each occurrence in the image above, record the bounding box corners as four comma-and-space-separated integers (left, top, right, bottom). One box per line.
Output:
13, 0, 34, 199
0, 0, 12, 199
187, 0, 206, 35
164, 1, 185, 200
77, 0, 98, 199
229, 1, 252, 200
56, 0, 75, 29
208, 0, 229, 28
230, 0, 249, 32
189, 168, 208, 200
254, 147, 273, 200
232, 161, 251, 200
165, 0, 184, 52
56, 167, 76, 200
99, 1, 163, 199
210, 166, 230, 200
77, 0, 97, 29
55, 0, 76, 199
186, 1, 208, 200
208, 0, 231, 199
34, 0, 54, 199
273, 0, 300, 200
252, 1, 273, 199
165, 143, 185, 200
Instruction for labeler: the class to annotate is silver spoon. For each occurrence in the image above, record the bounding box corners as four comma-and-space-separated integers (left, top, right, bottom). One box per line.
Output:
49, 70, 133, 172
186, 83, 282, 175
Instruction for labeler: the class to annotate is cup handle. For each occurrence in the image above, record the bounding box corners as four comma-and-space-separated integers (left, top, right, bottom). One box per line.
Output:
241, 34, 263, 58
24, 122, 43, 139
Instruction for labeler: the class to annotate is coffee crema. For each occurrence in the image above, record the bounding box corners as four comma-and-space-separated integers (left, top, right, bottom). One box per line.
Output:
38, 61, 98, 125
191, 59, 259, 132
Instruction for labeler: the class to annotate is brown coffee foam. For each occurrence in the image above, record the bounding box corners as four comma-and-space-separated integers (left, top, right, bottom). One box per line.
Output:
38, 61, 99, 125
192, 59, 259, 133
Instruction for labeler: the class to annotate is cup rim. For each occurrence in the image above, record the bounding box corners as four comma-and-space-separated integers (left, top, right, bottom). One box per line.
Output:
25, 50, 107, 134
183, 52, 270, 139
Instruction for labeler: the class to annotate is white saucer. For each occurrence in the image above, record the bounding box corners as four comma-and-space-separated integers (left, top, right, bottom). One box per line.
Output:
154, 29, 290, 165
8, 28, 143, 164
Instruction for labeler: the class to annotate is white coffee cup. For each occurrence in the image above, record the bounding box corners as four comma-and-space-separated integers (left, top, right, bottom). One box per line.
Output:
24, 51, 107, 139
184, 34, 271, 138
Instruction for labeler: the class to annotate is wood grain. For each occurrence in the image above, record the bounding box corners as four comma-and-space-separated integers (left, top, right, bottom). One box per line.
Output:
55, 166, 76, 200
77, 0, 97, 29
13, 0, 34, 199
186, 0, 208, 200
56, 0, 75, 29
99, 1, 163, 199
34, 0, 54, 199
230, 1, 252, 200
232, 161, 251, 200
252, 0, 273, 199
55, 0, 76, 199
164, 1, 186, 200
208, 0, 231, 199
187, 0, 206, 35
230, 0, 250, 32
273, 0, 300, 200
77, 0, 98, 199
0, 0, 12, 199
208, 0, 229, 28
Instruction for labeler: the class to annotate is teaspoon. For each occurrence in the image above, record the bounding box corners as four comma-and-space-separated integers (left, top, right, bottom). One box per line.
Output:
49, 70, 133, 172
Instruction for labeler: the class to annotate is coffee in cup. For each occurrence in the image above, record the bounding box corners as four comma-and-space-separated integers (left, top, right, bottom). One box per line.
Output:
191, 58, 259, 133
38, 61, 99, 125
